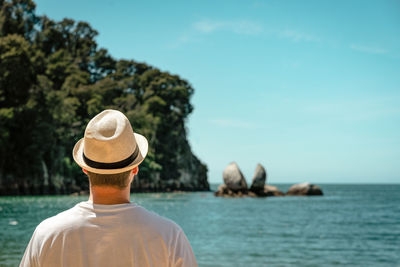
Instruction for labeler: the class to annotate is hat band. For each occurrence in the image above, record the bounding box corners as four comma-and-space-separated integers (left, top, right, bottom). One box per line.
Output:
82, 145, 139, 170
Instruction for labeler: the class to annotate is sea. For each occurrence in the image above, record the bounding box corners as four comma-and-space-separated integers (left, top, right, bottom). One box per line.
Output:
0, 184, 399, 267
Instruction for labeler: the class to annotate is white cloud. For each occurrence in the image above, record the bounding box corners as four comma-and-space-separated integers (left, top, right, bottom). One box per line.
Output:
350, 44, 387, 54
279, 29, 320, 43
173, 21, 322, 49
194, 19, 263, 35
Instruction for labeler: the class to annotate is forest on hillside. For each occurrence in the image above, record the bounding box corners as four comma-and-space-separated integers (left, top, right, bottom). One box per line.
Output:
0, 0, 209, 195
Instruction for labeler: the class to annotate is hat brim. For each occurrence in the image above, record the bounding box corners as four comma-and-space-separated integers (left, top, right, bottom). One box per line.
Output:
72, 133, 148, 174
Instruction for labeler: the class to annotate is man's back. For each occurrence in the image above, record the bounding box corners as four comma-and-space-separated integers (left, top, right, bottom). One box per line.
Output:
20, 201, 197, 267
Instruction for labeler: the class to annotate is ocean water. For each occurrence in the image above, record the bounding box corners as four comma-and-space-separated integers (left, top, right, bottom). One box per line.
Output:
0, 184, 399, 266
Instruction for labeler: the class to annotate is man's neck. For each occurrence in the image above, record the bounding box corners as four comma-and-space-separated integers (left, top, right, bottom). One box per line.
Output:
89, 185, 131, 205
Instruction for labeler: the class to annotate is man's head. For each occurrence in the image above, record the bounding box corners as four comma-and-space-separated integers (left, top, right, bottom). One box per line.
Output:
72, 110, 148, 187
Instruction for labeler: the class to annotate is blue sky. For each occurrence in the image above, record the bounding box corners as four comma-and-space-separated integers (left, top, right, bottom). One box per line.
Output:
34, 0, 400, 184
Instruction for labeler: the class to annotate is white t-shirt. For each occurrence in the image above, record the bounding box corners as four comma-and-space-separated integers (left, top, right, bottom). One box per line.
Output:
20, 201, 197, 267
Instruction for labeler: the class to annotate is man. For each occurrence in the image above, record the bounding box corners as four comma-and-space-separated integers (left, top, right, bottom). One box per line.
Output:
20, 109, 197, 267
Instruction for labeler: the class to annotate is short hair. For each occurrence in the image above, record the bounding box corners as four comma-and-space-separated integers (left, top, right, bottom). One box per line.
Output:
87, 170, 132, 189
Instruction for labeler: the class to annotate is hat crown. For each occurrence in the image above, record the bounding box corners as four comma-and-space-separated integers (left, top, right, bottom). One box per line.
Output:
94, 114, 118, 138
83, 110, 136, 164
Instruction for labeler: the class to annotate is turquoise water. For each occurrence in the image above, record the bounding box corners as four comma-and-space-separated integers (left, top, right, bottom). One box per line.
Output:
1, 184, 399, 266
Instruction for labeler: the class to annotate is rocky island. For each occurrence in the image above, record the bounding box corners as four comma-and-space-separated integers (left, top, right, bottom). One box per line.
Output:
215, 162, 323, 197
286, 182, 323, 196
215, 162, 284, 197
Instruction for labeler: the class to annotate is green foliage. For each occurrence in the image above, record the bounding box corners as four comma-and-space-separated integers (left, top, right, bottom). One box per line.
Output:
0, 34, 35, 106
0, 0, 38, 39
0, 0, 208, 195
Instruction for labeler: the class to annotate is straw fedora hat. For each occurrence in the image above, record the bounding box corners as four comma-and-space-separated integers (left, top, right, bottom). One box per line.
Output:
73, 109, 148, 174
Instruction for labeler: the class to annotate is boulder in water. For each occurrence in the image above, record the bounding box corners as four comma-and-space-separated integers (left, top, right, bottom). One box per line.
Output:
253, 185, 284, 197
222, 162, 248, 192
263, 185, 284, 196
249, 163, 267, 192
214, 184, 246, 197
214, 184, 228, 197
286, 182, 323, 196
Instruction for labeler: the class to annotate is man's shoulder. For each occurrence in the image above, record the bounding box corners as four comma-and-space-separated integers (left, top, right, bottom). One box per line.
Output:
34, 203, 84, 236
133, 205, 183, 233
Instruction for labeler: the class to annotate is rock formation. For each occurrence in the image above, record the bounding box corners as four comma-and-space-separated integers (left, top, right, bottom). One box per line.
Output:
248, 185, 285, 197
214, 184, 247, 197
222, 162, 248, 192
215, 163, 284, 197
286, 182, 323, 196
249, 163, 267, 192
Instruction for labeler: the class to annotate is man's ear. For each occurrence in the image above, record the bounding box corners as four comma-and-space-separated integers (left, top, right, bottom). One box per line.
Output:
82, 168, 88, 175
132, 167, 139, 175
